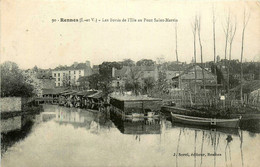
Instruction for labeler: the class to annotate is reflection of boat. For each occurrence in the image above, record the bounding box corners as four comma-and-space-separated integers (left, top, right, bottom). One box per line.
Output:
172, 122, 239, 136
171, 113, 241, 128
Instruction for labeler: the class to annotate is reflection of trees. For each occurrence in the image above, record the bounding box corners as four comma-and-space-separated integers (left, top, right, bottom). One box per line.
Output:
1, 118, 34, 155
225, 135, 233, 167
200, 131, 205, 167
194, 130, 197, 167
239, 130, 244, 167
174, 126, 242, 167
176, 129, 182, 167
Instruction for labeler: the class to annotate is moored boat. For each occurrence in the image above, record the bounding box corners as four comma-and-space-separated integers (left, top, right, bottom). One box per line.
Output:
171, 113, 241, 128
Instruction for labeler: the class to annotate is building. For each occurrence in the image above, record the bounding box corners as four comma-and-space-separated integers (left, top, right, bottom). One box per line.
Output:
52, 61, 92, 87
92, 65, 99, 74
23, 68, 56, 97
111, 66, 159, 89
172, 64, 218, 91
111, 66, 131, 88
165, 70, 181, 83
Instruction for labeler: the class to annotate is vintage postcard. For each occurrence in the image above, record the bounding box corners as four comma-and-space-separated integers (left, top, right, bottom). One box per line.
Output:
1, 0, 260, 167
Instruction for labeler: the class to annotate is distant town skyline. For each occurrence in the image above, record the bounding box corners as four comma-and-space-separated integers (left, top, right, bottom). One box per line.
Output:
1, 0, 260, 69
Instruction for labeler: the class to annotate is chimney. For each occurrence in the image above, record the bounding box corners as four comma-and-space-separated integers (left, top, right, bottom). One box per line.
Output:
86, 61, 90, 67
112, 67, 115, 78
73, 62, 78, 68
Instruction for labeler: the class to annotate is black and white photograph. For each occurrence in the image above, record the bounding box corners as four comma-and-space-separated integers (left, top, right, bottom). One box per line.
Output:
1, 0, 260, 166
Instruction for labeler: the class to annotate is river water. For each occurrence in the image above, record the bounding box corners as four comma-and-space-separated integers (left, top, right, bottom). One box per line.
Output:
1, 105, 260, 167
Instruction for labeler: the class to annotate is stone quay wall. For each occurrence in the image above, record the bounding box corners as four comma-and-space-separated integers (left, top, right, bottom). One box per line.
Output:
0, 97, 22, 112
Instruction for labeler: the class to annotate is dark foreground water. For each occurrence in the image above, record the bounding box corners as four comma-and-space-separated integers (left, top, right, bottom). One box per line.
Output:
1, 105, 260, 167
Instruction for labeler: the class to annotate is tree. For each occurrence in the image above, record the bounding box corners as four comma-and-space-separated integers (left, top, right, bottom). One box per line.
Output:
120, 59, 135, 67
227, 18, 237, 94
223, 10, 231, 91
143, 77, 155, 94
223, 10, 231, 62
1, 61, 34, 97
62, 74, 71, 87
240, 9, 250, 104
32, 65, 39, 72
212, 5, 217, 63
212, 5, 218, 98
99, 61, 122, 79
85, 74, 102, 90
216, 66, 224, 85
196, 15, 206, 97
191, 16, 198, 97
127, 67, 142, 95
175, 22, 181, 89
136, 59, 155, 66
98, 77, 112, 96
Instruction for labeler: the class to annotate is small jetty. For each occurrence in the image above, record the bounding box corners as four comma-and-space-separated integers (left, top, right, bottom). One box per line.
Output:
109, 94, 162, 119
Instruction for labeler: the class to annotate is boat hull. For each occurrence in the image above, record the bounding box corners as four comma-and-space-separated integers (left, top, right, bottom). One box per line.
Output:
171, 113, 241, 128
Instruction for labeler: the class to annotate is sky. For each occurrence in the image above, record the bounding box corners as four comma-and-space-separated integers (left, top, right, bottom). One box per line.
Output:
1, 0, 260, 69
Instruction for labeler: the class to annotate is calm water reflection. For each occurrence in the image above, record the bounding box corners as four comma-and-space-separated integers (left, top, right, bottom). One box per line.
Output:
1, 105, 260, 167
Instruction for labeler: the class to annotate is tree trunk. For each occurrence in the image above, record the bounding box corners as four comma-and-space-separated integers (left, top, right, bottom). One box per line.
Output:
192, 17, 197, 103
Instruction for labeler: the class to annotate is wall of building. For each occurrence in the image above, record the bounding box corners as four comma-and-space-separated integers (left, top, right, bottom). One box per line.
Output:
111, 80, 126, 88
52, 70, 69, 87
52, 68, 91, 87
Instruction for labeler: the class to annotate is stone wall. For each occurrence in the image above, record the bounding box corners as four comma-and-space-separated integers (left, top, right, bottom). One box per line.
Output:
0, 97, 22, 112
1, 116, 22, 133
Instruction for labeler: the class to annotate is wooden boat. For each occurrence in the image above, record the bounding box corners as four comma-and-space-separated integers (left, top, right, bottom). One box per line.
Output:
171, 113, 241, 128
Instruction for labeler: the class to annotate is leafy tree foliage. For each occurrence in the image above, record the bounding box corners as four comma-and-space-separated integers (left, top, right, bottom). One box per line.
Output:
136, 59, 155, 66
1, 61, 34, 97
62, 74, 71, 87
143, 77, 155, 94
99, 62, 122, 79
120, 59, 135, 67
86, 74, 101, 89
127, 67, 142, 95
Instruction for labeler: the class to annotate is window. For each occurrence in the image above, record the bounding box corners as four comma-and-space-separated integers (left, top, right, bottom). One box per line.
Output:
54, 73, 56, 77
79, 70, 81, 74
58, 78, 60, 81
58, 83, 60, 87
69, 71, 71, 74
74, 71, 76, 74
58, 73, 60, 77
